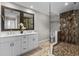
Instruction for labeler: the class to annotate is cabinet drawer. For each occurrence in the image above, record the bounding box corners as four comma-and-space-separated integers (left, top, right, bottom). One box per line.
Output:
22, 43, 28, 48
21, 41, 29, 53
22, 40, 27, 43
21, 44, 28, 53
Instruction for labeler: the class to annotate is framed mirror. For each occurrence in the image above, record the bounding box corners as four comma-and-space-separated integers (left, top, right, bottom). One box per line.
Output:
1, 6, 34, 31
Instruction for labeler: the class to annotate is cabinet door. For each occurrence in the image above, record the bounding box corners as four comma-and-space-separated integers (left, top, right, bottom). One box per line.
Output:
12, 37, 21, 56
28, 35, 34, 51
0, 42, 12, 56
33, 34, 38, 48
0, 36, 21, 56
29, 34, 38, 50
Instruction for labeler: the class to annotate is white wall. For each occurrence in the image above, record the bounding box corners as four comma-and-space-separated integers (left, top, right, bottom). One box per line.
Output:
51, 22, 60, 34
0, 2, 1, 30
51, 14, 60, 35
0, 2, 49, 41
35, 13, 49, 41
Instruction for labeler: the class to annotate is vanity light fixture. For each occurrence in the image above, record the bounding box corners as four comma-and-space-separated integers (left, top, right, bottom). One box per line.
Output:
65, 2, 68, 6
30, 5, 34, 8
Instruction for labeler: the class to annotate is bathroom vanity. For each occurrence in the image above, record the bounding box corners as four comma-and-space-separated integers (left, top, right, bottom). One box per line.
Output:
0, 32, 38, 56
0, 5, 38, 56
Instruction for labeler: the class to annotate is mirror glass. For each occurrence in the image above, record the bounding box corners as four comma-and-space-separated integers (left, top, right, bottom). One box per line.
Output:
4, 8, 20, 29
23, 13, 34, 30
1, 6, 34, 31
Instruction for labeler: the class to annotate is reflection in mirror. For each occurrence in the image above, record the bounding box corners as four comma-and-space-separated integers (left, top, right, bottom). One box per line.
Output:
1, 6, 34, 31
4, 8, 20, 29
23, 13, 34, 30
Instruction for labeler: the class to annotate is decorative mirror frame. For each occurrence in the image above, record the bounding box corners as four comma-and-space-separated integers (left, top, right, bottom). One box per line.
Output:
1, 5, 34, 31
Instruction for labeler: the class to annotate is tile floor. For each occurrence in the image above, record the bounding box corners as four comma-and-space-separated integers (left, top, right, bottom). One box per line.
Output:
54, 42, 79, 56
22, 41, 53, 56
22, 41, 79, 56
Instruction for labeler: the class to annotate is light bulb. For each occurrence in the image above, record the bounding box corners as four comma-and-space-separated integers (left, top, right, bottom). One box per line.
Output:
65, 2, 68, 6
30, 5, 34, 8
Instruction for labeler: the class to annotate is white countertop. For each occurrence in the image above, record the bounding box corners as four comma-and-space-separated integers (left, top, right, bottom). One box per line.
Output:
0, 32, 38, 43
0, 32, 37, 38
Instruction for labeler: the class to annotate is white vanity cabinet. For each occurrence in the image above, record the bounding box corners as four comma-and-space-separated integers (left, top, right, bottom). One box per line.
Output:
28, 35, 35, 51
21, 34, 38, 54
0, 33, 38, 56
12, 37, 21, 56
21, 35, 29, 54
0, 41, 12, 56
33, 34, 38, 48
0, 37, 21, 56
28, 34, 38, 51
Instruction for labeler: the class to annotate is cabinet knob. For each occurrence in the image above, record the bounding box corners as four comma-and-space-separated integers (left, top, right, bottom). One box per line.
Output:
33, 38, 35, 41
23, 41, 26, 43
23, 36, 26, 38
10, 43, 14, 47
23, 48, 26, 49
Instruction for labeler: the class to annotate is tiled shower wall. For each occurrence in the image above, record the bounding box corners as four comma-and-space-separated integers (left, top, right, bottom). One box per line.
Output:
60, 10, 79, 44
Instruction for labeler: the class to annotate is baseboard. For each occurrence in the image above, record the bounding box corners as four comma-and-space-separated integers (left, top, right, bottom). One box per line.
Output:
39, 39, 49, 44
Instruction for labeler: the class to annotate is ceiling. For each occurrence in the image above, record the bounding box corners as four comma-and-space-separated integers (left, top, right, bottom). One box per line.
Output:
14, 2, 79, 15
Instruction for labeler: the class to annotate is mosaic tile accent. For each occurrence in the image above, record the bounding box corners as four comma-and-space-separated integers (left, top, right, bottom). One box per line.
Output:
60, 10, 79, 44
54, 42, 79, 56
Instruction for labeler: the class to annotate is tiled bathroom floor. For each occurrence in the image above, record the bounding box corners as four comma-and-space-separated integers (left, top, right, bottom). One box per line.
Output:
22, 41, 79, 56
54, 42, 79, 56
22, 41, 52, 56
